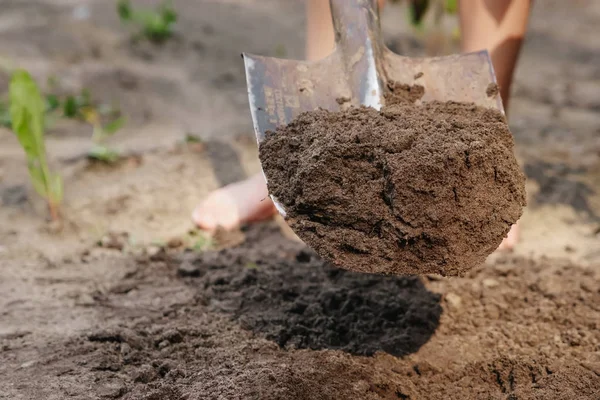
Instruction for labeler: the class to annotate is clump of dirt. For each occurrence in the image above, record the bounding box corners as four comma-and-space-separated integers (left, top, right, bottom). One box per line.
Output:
486, 82, 500, 98
259, 83, 526, 275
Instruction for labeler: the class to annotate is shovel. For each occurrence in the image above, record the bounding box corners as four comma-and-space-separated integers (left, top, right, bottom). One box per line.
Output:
243, 0, 503, 217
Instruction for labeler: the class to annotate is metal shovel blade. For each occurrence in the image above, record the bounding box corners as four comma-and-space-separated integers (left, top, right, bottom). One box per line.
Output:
243, 0, 503, 217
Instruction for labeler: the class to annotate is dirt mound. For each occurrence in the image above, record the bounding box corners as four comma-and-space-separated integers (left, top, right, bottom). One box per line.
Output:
3, 223, 599, 400
259, 84, 526, 276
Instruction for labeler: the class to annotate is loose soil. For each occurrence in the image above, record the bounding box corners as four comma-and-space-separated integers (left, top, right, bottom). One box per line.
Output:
260, 83, 526, 276
3, 223, 600, 400
1, 1, 600, 399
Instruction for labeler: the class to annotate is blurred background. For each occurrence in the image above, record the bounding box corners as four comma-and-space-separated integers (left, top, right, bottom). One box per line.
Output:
0, 0, 599, 275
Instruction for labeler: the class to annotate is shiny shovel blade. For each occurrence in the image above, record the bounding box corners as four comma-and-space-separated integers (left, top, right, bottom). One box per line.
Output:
243, 0, 503, 217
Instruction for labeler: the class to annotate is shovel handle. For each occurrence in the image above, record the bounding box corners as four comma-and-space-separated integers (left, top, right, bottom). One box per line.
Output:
329, 0, 385, 108
330, 0, 382, 50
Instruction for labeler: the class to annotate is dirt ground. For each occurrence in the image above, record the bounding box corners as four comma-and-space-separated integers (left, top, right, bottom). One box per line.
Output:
1, 0, 600, 399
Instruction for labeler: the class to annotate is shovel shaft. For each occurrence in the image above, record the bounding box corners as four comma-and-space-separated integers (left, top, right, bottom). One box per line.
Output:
330, 0, 385, 108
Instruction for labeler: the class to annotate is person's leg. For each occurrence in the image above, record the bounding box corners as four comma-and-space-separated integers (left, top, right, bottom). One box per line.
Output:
192, 0, 342, 231
459, 0, 531, 249
459, 0, 532, 111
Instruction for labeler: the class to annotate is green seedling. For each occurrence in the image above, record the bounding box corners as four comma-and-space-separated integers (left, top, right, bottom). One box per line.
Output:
445, 0, 457, 14
4, 81, 126, 164
185, 133, 202, 143
191, 235, 213, 252
408, 0, 430, 29
9, 70, 63, 221
63, 89, 92, 119
0, 93, 60, 129
117, 0, 177, 42
88, 145, 121, 163
184, 229, 213, 252
45, 94, 60, 113
83, 107, 126, 164
59, 91, 126, 164
404, 0, 458, 29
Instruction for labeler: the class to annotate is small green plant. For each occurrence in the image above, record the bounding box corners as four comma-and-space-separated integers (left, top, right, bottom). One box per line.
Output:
117, 0, 177, 42
62, 89, 92, 118
444, 0, 457, 13
9, 70, 63, 221
56, 88, 125, 163
0, 92, 61, 129
82, 106, 126, 163
183, 229, 213, 252
402, 0, 458, 29
184, 133, 202, 144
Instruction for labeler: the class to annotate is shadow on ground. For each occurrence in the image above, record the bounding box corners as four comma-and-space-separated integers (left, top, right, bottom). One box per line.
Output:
182, 223, 442, 357
525, 160, 598, 221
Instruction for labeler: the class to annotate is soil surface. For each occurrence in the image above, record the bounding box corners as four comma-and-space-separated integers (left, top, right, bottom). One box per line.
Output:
3, 223, 600, 400
1, 0, 600, 399
260, 84, 526, 275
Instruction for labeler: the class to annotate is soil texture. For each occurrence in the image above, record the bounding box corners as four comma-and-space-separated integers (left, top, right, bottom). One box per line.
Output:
1, 1, 600, 399
260, 84, 526, 275
202, 227, 442, 357
3, 223, 599, 400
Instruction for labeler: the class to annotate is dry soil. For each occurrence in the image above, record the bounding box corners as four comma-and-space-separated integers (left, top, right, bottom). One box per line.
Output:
1, 1, 600, 399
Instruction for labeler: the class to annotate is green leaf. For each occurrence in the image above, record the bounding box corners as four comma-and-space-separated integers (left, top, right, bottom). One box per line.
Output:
160, 1, 177, 25
45, 94, 60, 112
63, 95, 78, 118
408, 0, 429, 28
117, 0, 132, 21
9, 69, 63, 218
119, 0, 177, 42
445, 0, 458, 14
185, 133, 202, 143
10, 70, 46, 157
103, 116, 126, 135
88, 144, 121, 163
29, 160, 48, 198
48, 172, 63, 204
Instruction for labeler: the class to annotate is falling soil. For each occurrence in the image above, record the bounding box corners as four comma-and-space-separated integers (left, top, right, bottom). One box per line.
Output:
4, 223, 599, 400
259, 83, 526, 275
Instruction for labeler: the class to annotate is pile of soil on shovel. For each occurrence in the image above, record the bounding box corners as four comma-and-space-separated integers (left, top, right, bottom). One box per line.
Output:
5, 224, 599, 400
259, 82, 526, 275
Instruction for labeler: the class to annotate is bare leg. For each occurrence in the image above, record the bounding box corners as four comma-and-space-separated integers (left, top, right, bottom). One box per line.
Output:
459, 0, 532, 110
460, 0, 531, 249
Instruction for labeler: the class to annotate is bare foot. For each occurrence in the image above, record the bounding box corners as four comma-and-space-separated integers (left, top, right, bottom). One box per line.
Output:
497, 224, 519, 251
192, 173, 277, 232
